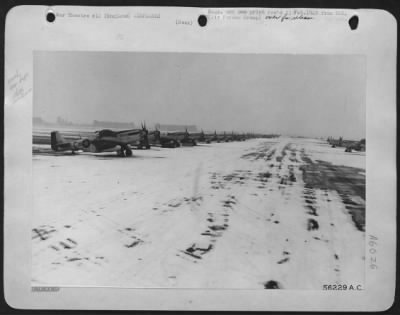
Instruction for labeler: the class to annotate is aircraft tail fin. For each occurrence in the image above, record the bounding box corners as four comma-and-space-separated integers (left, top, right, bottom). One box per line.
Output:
51, 131, 66, 151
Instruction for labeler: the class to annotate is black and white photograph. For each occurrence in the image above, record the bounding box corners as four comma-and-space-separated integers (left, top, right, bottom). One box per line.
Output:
32, 51, 366, 289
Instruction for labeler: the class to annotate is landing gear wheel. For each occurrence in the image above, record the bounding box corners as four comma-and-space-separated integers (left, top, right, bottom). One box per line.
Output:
125, 147, 133, 156
82, 139, 90, 148
118, 149, 125, 157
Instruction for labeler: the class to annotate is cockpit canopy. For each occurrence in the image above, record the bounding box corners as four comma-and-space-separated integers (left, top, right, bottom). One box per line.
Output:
95, 129, 118, 138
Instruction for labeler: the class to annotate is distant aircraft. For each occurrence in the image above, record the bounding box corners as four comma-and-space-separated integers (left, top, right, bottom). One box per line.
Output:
191, 130, 209, 143
51, 128, 145, 157
202, 130, 246, 143
202, 131, 215, 143
345, 139, 366, 152
220, 131, 232, 142
327, 136, 343, 148
233, 132, 246, 141
209, 130, 220, 142
165, 128, 197, 146
327, 137, 366, 152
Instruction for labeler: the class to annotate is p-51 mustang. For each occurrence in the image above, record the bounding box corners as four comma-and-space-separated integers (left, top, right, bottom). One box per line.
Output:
208, 130, 220, 143
166, 129, 197, 146
190, 130, 209, 143
152, 128, 196, 147
51, 128, 145, 157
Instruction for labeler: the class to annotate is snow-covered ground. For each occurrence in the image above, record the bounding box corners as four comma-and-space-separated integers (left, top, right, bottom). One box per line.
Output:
32, 137, 365, 289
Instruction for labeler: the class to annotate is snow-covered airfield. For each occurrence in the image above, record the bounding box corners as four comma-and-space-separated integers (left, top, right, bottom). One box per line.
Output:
32, 137, 365, 289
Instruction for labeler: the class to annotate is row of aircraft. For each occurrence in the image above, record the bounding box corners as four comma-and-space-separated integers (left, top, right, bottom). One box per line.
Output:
327, 136, 366, 152
50, 123, 263, 157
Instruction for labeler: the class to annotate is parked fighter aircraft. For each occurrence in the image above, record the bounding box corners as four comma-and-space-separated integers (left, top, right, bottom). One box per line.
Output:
203, 131, 215, 143
51, 127, 145, 157
166, 129, 197, 146
327, 136, 344, 148
152, 127, 180, 148
345, 139, 366, 152
220, 131, 233, 142
191, 130, 208, 143
208, 130, 220, 142
227, 131, 239, 142
232, 132, 246, 141
327, 137, 366, 152
202, 130, 238, 143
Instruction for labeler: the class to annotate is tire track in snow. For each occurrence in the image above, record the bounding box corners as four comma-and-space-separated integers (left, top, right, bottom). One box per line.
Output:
33, 138, 364, 288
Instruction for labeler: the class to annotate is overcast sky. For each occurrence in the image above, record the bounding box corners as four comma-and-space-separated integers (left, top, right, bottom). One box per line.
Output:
34, 51, 366, 138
